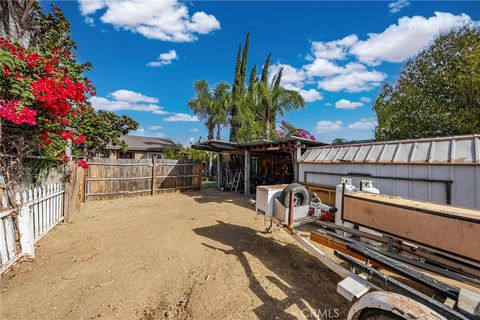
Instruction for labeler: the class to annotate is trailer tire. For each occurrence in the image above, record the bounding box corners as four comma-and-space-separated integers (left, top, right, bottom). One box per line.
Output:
279, 183, 309, 208
358, 309, 403, 320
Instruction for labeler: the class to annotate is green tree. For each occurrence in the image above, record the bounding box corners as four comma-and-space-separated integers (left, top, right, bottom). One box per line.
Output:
229, 33, 250, 142
213, 83, 230, 140
188, 80, 231, 140
374, 25, 480, 140
70, 110, 138, 157
332, 138, 347, 144
254, 67, 305, 138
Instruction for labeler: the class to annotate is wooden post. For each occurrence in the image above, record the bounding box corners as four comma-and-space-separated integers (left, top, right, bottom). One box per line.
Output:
151, 157, 156, 195
63, 177, 71, 222
82, 165, 88, 203
293, 147, 302, 182
15, 192, 35, 258
217, 153, 222, 190
244, 150, 251, 195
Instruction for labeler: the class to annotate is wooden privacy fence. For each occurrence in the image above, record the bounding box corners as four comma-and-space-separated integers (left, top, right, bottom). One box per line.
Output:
0, 183, 64, 274
85, 158, 202, 200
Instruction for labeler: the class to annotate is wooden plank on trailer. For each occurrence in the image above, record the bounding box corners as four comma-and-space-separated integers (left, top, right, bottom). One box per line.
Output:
343, 192, 480, 262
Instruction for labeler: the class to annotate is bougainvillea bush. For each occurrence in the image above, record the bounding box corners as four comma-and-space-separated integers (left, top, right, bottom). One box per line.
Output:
0, 37, 93, 171
276, 120, 315, 141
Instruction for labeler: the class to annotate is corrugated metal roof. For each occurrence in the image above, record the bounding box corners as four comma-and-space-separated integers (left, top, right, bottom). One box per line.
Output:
299, 134, 480, 165
192, 137, 326, 152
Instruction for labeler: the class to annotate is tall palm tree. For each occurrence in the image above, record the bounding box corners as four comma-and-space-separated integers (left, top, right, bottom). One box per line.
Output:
188, 81, 231, 141
255, 68, 305, 138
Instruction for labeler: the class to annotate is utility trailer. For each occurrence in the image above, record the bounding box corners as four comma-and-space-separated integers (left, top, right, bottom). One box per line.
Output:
256, 183, 480, 320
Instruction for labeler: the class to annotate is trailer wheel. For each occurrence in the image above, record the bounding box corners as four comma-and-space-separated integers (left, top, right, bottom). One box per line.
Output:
358, 308, 403, 320
279, 183, 309, 208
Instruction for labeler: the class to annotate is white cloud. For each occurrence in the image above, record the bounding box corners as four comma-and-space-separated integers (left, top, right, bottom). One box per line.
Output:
297, 88, 323, 103
335, 99, 363, 109
310, 34, 358, 60
147, 49, 178, 67
149, 125, 163, 131
283, 83, 323, 103
129, 127, 145, 135
270, 64, 306, 88
190, 128, 199, 132
90, 90, 169, 115
110, 89, 158, 103
389, 0, 410, 14
269, 64, 323, 102
348, 117, 378, 130
77, 0, 220, 42
360, 97, 372, 103
318, 63, 386, 92
325, 102, 332, 106
316, 120, 343, 133
350, 12, 475, 65
164, 113, 199, 122
304, 58, 344, 78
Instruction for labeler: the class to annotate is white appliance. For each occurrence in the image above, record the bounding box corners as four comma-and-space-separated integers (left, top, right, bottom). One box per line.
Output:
256, 184, 288, 217
272, 198, 310, 223
335, 178, 357, 235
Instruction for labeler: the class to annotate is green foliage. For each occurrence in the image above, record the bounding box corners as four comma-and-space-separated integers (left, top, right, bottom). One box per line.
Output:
374, 25, 480, 140
190, 34, 306, 143
230, 33, 250, 142
332, 138, 348, 144
164, 145, 209, 163
188, 80, 231, 140
70, 110, 138, 157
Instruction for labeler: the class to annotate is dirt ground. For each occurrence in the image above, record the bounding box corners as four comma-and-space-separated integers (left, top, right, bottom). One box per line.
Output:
0, 189, 351, 320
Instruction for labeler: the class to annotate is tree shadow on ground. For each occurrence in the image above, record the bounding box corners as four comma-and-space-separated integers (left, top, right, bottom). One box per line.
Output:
193, 220, 351, 320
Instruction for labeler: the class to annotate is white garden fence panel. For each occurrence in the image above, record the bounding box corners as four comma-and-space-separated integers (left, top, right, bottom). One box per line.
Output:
0, 209, 22, 275
0, 183, 64, 275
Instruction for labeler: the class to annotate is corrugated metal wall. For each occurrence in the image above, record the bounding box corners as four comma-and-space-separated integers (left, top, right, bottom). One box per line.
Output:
298, 134, 480, 209
299, 163, 480, 209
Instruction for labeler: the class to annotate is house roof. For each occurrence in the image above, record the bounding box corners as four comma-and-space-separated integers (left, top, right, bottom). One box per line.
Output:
108, 135, 178, 152
299, 134, 480, 165
192, 137, 327, 153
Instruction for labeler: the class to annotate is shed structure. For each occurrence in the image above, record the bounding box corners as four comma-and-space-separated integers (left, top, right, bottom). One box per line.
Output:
193, 137, 326, 194
298, 134, 480, 209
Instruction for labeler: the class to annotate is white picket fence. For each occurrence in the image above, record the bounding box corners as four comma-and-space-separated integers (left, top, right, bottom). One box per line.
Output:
0, 183, 64, 275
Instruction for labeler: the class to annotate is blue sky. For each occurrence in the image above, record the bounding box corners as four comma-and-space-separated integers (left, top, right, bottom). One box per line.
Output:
49, 1, 479, 144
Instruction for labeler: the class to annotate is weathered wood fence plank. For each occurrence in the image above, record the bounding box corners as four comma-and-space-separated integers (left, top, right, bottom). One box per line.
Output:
85, 158, 202, 200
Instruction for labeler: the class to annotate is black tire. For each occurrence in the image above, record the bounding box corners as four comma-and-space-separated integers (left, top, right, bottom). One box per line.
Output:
358, 308, 404, 320
279, 183, 309, 208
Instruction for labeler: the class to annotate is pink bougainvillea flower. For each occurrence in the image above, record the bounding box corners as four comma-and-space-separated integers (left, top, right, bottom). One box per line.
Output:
59, 130, 75, 140
0, 100, 37, 125
73, 135, 86, 145
78, 159, 89, 169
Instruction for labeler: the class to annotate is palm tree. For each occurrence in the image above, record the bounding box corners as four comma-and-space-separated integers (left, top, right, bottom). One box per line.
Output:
213, 83, 231, 140
255, 68, 305, 138
188, 80, 231, 140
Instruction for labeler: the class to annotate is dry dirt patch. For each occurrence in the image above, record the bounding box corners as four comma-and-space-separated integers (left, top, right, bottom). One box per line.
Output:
0, 189, 351, 319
